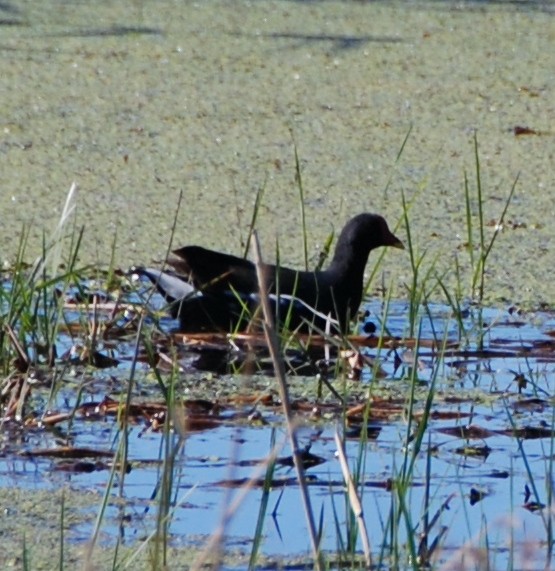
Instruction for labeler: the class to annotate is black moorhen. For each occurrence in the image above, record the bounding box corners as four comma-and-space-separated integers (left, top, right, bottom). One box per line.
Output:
134, 213, 403, 333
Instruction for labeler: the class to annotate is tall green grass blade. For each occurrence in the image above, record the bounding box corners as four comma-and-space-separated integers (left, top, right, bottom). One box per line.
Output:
248, 429, 278, 570
473, 133, 485, 299
243, 179, 266, 260
465, 134, 518, 305
315, 228, 334, 272
464, 169, 475, 295
22, 533, 29, 571
483, 173, 519, 262
383, 124, 413, 199
153, 371, 185, 569
84, 432, 125, 567
291, 135, 308, 270
503, 398, 549, 533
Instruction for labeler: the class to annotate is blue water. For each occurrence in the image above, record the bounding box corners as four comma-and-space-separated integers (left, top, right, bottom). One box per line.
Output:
1, 299, 554, 568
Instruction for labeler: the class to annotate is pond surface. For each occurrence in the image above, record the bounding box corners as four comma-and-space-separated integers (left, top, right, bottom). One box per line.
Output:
1, 0, 554, 309
1, 291, 554, 569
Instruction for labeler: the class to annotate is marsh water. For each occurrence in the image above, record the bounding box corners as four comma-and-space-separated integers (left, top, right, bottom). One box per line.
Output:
1, 0, 555, 568
1, 289, 555, 569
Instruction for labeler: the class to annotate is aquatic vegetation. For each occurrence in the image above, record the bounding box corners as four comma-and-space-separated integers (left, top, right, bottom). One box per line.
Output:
0, 149, 554, 571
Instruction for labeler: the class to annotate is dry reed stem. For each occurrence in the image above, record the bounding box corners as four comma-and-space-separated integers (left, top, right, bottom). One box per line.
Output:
334, 428, 372, 567
250, 230, 323, 571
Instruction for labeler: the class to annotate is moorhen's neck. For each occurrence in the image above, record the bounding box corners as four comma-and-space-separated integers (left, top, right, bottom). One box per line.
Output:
327, 240, 371, 282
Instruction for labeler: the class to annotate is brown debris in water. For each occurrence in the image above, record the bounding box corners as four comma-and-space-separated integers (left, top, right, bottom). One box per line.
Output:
346, 398, 405, 422
437, 424, 498, 439
498, 425, 554, 440
20, 445, 131, 474
513, 125, 540, 136
22, 446, 114, 459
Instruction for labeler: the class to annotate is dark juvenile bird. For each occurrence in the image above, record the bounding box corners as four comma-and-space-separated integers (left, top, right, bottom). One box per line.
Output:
134, 213, 403, 333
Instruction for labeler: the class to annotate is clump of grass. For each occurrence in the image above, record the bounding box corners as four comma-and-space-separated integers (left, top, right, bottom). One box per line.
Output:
436, 133, 518, 350
464, 133, 518, 305
0, 184, 87, 376
401, 190, 439, 339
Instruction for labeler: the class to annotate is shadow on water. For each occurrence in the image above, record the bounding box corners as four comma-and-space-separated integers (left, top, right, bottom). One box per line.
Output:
47, 25, 164, 38
277, 0, 554, 14
232, 31, 404, 52
0, 0, 25, 26
419, 0, 555, 13
0, 0, 20, 14
0, 18, 23, 26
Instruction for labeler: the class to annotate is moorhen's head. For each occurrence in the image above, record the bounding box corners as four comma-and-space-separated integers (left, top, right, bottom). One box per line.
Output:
333, 213, 404, 262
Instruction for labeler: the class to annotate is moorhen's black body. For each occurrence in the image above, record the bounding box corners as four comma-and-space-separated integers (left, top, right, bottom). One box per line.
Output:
135, 213, 403, 333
